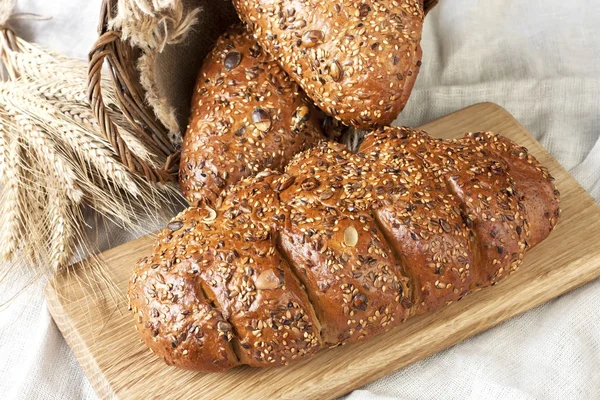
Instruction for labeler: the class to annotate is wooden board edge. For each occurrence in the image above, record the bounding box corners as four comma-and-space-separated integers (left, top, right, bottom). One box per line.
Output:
45, 278, 117, 400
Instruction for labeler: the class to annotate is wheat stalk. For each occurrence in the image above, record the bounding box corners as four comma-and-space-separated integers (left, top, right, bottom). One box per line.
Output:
0, 135, 47, 285
1, 32, 163, 163
0, 80, 182, 279
1, 30, 88, 82
0, 120, 8, 178
37, 85, 159, 164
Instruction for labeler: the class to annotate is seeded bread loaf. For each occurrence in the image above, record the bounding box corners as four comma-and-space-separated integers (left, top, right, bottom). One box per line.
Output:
129, 127, 560, 371
231, 0, 434, 130
179, 25, 325, 206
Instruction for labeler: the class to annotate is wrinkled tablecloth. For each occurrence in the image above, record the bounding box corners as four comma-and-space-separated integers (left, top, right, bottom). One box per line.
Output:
1, 1, 599, 399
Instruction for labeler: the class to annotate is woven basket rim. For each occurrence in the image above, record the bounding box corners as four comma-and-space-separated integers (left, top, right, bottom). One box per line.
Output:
87, 0, 179, 184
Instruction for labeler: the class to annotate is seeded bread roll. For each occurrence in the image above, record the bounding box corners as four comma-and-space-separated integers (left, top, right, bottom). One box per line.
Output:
231, 0, 432, 130
130, 127, 560, 371
179, 25, 325, 206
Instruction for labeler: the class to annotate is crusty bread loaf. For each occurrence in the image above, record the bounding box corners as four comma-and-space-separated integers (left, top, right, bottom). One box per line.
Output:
231, 0, 431, 130
179, 25, 325, 206
128, 128, 559, 371
129, 126, 559, 371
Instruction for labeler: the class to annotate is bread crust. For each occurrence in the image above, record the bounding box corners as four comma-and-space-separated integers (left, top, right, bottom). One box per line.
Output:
128, 226, 240, 372
361, 129, 474, 313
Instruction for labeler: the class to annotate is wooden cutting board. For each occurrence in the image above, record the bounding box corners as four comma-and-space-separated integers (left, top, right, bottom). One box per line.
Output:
46, 102, 600, 400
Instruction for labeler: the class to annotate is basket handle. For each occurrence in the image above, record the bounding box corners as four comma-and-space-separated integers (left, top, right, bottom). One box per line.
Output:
87, 0, 179, 184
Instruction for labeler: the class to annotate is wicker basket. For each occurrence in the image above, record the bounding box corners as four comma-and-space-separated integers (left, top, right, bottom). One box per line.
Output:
88, 0, 439, 184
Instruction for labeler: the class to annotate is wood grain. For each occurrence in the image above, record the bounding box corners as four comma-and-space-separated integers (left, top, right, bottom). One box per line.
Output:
45, 103, 600, 400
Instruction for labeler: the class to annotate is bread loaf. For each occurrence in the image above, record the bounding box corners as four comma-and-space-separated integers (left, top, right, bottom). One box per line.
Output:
231, 0, 432, 130
129, 127, 560, 371
179, 25, 325, 206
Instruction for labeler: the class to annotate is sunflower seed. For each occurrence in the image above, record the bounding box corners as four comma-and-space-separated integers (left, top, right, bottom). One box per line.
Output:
329, 60, 343, 82
319, 190, 334, 200
203, 207, 217, 223
352, 293, 368, 311
167, 221, 184, 231
255, 269, 284, 290
292, 105, 311, 131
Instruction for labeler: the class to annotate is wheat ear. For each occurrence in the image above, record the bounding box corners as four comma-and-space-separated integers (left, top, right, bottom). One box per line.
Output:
8, 109, 83, 203
1, 36, 165, 163
0, 22, 186, 282
46, 185, 74, 273
0, 120, 8, 178
1, 31, 88, 82
32, 75, 163, 164
0, 128, 22, 261
4, 83, 142, 196
36, 85, 159, 165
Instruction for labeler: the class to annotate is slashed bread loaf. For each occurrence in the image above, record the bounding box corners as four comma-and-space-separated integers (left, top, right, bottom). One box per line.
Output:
129, 127, 560, 371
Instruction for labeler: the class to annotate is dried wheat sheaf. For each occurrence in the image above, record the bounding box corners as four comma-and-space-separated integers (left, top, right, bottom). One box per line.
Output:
0, 23, 181, 295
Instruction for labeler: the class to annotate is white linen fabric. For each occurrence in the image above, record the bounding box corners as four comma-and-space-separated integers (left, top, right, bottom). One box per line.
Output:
1, 1, 599, 399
